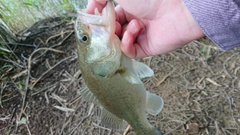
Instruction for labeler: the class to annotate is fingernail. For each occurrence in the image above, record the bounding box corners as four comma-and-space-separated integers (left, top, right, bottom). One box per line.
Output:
130, 20, 137, 34
122, 31, 130, 44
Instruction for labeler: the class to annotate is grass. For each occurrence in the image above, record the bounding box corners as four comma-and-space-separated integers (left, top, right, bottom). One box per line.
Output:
0, 0, 87, 32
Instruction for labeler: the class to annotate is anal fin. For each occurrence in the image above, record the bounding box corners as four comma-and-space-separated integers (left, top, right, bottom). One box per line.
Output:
101, 107, 128, 131
146, 91, 164, 116
80, 86, 99, 105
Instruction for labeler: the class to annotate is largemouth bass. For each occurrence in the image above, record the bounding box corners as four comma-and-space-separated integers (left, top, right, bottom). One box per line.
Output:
74, 1, 164, 135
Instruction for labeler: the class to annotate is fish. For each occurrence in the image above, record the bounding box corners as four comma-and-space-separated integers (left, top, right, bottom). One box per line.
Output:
74, 0, 164, 135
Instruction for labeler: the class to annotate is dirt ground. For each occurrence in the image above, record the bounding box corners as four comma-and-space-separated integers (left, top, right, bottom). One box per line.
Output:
0, 17, 239, 135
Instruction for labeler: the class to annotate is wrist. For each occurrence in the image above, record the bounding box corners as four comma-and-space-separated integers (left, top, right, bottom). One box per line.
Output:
178, 0, 205, 42
157, 0, 205, 47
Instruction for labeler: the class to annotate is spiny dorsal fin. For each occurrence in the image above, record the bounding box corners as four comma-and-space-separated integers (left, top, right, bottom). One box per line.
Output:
100, 107, 128, 130
120, 70, 142, 84
132, 60, 154, 78
146, 91, 164, 116
80, 86, 99, 105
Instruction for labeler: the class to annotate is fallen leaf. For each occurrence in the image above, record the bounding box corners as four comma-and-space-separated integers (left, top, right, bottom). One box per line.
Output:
184, 123, 199, 134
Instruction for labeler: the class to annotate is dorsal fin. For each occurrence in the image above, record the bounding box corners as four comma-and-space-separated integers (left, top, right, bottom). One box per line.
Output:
145, 91, 164, 116
132, 60, 154, 78
100, 107, 128, 130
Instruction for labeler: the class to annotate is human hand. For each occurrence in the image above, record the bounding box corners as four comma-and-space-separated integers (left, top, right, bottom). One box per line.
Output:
86, 0, 205, 58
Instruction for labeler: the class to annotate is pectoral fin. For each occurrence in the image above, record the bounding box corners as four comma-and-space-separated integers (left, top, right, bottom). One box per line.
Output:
80, 86, 99, 105
100, 107, 128, 130
132, 60, 154, 78
120, 70, 142, 84
146, 91, 164, 116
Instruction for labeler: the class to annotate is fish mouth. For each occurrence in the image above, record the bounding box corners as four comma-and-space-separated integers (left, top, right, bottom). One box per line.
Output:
76, 9, 103, 26
76, 8, 121, 64
86, 44, 120, 64
84, 25, 121, 64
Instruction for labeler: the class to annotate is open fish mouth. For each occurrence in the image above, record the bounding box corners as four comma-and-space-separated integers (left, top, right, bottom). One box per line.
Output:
76, 9, 103, 26
86, 45, 119, 64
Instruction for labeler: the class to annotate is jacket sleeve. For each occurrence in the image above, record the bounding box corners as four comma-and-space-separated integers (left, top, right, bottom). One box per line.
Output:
183, 0, 240, 50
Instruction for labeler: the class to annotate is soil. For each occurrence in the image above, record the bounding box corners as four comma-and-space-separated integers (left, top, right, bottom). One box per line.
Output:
0, 17, 239, 135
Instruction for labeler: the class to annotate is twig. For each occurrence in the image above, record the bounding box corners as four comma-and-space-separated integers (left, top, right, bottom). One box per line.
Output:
0, 41, 36, 47
123, 125, 131, 135
22, 108, 32, 135
172, 67, 197, 77
31, 56, 72, 87
165, 115, 195, 135
11, 70, 27, 79
68, 95, 82, 106
68, 112, 92, 135
53, 106, 75, 112
156, 59, 174, 68
44, 86, 55, 104
0, 58, 25, 68
215, 121, 222, 135
234, 66, 240, 75
88, 103, 94, 116
45, 30, 73, 44
0, 83, 6, 107
223, 53, 237, 78
52, 31, 74, 48
206, 78, 221, 86
1, 94, 19, 103
201, 58, 214, 75
222, 89, 240, 128
180, 94, 206, 128
92, 122, 112, 131
18, 48, 64, 125
31, 83, 57, 96
157, 68, 176, 86
0, 115, 10, 122
196, 77, 206, 90
193, 40, 219, 50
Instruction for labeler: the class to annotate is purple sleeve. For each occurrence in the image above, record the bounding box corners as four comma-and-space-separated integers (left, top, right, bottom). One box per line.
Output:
183, 0, 240, 50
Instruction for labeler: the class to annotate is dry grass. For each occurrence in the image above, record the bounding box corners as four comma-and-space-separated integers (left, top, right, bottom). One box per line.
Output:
0, 17, 240, 135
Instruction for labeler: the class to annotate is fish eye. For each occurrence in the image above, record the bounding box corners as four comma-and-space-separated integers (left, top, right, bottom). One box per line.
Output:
82, 35, 88, 42
80, 34, 89, 44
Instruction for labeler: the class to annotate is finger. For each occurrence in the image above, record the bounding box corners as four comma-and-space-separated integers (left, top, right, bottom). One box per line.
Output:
115, 5, 127, 25
124, 19, 144, 41
121, 31, 135, 58
133, 43, 148, 59
121, 20, 146, 58
86, 0, 107, 14
115, 22, 122, 37
121, 31, 147, 59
